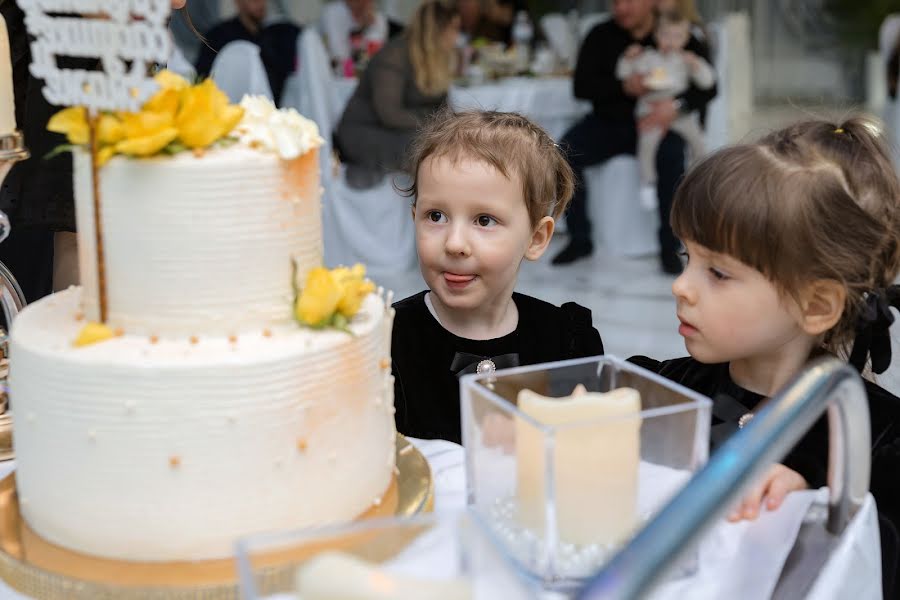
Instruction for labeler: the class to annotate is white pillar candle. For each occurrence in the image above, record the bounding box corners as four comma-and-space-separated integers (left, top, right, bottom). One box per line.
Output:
0, 12, 15, 136
516, 386, 641, 547
295, 551, 473, 600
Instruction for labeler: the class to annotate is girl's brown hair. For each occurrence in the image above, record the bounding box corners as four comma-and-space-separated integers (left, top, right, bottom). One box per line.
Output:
401, 109, 575, 226
407, 1, 458, 96
671, 117, 900, 358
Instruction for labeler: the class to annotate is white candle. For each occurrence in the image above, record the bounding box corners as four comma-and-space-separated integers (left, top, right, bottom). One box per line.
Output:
0, 12, 15, 136
295, 551, 473, 600
516, 386, 641, 547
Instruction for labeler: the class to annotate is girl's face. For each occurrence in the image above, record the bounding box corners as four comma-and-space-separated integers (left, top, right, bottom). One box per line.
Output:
672, 240, 809, 365
414, 156, 550, 315
171, 0, 186, 8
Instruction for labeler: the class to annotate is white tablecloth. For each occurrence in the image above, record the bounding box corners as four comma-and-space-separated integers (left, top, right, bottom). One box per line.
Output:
331, 76, 590, 141
0, 441, 882, 599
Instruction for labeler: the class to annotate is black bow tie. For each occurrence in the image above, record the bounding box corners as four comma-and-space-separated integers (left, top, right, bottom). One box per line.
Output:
450, 351, 520, 378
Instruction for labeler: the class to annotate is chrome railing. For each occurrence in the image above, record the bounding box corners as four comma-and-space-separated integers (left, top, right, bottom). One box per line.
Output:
578, 357, 871, 600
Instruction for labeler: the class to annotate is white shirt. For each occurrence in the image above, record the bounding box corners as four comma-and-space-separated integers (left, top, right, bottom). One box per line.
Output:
320, 1, 390, 63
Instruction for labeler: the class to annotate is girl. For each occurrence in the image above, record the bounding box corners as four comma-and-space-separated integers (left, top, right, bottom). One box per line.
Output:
631, 117, 900, 597
391, 110, 604, 444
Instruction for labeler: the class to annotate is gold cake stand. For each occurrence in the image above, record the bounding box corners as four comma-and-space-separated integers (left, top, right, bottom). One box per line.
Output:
0, 434, 433, 599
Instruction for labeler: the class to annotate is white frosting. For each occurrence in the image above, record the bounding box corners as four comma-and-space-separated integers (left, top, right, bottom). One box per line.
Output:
74, 145, 323, 336
10, 287, 396, 561
237, 96, 324, 160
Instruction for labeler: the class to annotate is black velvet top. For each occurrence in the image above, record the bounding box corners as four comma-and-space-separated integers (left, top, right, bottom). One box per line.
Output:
391, 291, 604, 444
630, 355, 900, 597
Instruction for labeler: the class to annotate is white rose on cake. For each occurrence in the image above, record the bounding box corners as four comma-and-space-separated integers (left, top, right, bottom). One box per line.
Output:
237, 96, 324, 160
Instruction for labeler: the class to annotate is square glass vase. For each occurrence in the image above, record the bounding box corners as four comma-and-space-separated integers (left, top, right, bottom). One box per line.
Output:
460, 355, 712, 589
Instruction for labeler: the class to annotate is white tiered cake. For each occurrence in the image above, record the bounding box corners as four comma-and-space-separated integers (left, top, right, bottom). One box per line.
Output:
8, 98, 397, 562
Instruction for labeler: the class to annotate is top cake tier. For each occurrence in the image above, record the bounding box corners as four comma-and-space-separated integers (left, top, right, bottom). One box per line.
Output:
74, 144, 323, 337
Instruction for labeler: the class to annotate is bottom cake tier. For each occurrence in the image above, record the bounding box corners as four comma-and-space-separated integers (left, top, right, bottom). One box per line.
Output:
8, 287, 396, 562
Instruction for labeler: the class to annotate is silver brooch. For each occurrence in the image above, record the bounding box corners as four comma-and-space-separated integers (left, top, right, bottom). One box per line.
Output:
476, 359, 496, 374
738, 412, 755, 429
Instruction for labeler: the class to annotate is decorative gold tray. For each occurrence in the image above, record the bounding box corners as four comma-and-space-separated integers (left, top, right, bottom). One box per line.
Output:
0, 434, 432, 599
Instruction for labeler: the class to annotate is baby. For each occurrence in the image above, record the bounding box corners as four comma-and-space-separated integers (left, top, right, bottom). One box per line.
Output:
616, 10, 715, 210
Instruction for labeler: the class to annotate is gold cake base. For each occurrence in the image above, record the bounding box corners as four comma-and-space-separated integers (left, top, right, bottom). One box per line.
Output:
0, 434, 432, 599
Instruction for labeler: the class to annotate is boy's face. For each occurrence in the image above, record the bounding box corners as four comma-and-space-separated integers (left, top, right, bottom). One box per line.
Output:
671, 240, 809, 366
413, 155, 544, 315
655, 21, 690, 52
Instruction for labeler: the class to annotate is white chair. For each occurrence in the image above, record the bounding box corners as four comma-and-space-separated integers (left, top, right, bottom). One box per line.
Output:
583, 157, 658, 257
703, 19, 729, 151
880, 15, 900, 166
293, 28, 417, 272
167, 42, 197, 82
210, 40, 274, 103
540, 13, 576, 69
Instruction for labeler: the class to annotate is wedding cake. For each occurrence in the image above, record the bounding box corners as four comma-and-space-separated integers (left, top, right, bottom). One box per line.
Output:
8, 80, 396, 562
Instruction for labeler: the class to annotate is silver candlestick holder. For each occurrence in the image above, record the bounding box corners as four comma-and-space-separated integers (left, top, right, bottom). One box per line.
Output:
0, 130, 30, 461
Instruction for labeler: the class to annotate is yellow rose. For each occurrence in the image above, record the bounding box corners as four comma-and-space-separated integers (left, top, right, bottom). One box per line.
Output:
334, 264, 374, 318
115, 110, 179, 157
176, 79, 245, 149
143, 87, 181, 117
73, 322, 115, 347
295, 268, 342, 327
97, 114, 124, 145
96, 145, 117, 167
47, 106, 89, 145
154, 70, 190, 91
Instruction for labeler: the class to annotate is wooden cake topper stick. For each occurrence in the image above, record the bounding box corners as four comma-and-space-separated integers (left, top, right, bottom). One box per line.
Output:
87, 113, 107, 322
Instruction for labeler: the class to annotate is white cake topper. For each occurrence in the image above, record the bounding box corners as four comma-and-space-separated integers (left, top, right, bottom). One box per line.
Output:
18, 0, 171, 112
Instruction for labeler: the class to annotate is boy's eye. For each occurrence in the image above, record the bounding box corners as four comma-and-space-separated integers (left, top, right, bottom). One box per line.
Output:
427, 210, 447, 223
677, 249, 689, 264
476, 215, 497, 227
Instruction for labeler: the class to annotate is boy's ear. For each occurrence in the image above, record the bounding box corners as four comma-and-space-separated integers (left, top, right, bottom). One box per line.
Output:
525, 216, 555, 261
799, 279, 846, 336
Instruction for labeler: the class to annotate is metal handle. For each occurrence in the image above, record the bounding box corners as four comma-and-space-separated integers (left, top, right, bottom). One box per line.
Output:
578, 357, 871, 600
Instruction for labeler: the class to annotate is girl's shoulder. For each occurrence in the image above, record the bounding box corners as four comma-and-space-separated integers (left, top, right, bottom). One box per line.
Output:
627, 355, 732, 396
514, 293, 604, 358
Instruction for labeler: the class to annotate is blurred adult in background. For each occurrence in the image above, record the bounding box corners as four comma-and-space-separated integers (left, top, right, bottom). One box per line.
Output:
195, 0, 300, 104
551, 0, 715, 274
321, 0, 404, 71
335, 1, 459, 189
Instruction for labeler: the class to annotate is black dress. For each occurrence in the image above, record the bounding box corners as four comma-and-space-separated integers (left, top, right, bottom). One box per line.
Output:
391, 291, 604, 444
630, 355, 900, 599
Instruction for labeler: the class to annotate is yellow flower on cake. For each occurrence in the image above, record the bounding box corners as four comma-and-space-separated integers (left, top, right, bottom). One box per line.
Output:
47, 106, 89, 145
97, 114, 125, 145
154, 70, 190, 92
176, 79, 245, 149
295, 268, 342, 327
73, 322, 115, 347
115, 110, 179, 157
334, 264, 375, 318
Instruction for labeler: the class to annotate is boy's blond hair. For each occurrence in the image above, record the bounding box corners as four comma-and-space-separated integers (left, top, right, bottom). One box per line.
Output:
401, 110, 575, 226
